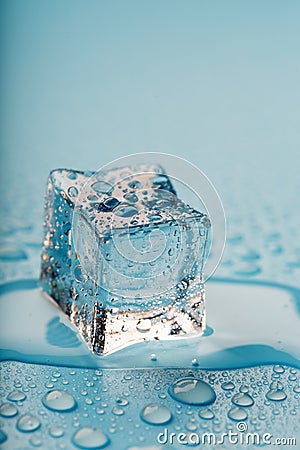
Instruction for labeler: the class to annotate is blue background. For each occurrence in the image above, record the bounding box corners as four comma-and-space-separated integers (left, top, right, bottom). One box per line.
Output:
1, 0, 300, 288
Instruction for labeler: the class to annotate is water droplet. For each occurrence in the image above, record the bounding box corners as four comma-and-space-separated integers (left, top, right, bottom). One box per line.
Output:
150, 354, 157, 361
201, 216, 211, 229
168, 248, 174, 257
72, 427, 109, 449
232, 393, 254, 407
149, 214, 163, 222
169, 378, 216, 405
191, 358, 199, 366
103, 197, 120, 210
29, 435, 43, 447
128, 180, 141, 189
7, 390, 26, 402
49, 425, 64, 438
273, 365, 285, 374
266, 390, 287, 402
221, 381, 235, 391
116, 398, 129, 406
136, 319, 151, 333
124, 193, 138, 203
140, 403, 172, 425
91, 181, 111, 194
112, 406, 124, 416
16, 414, 41, 432
67, 171, 77, 180
68, 186, 79, 197
0, 429, 7, 445
74, 265, 85, 282
0, 402, 18, 417
42, 390, 77, 412
227, 407, 248, 422
115, 205, 138, 217
151, 174, 168, 188
198, 408, 215, 420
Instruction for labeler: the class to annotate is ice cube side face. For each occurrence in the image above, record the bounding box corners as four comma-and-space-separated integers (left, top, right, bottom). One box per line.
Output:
40, 166, 210, 355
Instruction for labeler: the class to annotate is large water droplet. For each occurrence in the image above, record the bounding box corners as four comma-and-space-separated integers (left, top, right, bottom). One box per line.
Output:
7, 389, 26, 402
140, 403, 172, 425
227, 407, 248, 422
232, 393, 254, 407
72, 427, 109, 449
16, 414, 41, 432
0, 402, 18, 417
266, 389, 287, 402
169, 378, 216, 405
42, 390, 77, 412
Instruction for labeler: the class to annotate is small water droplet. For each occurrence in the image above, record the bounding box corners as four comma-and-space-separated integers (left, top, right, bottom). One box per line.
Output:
72, 427, 109, 449
7, 390, 26, 402
0, 429, 7, 445
221, 381, 235, 391
91, 181, 111, 194
149, 214, 163, 222
198, 408, 215, 420
273, 365, 285, 374
115, 205, 138, 217
67, 171, 77, 180
29, 435, 43, 447
42, 390, 77, 412
49, 425, 64, 438
169, 378, 216, 406
140, 403, 172, 425
136, 319, 151, 333
124, 193, 138, 203
0, 402, 18, 417
228, 407, 248, 422
128, 180, 141, 189
112, 406, 124, 416
68, 186, 79, 197
232, 393, 254, 407
16, 414, 41, 432
266, 390, 287, 402
74, 265, 85, 282
116, 398, 129, 406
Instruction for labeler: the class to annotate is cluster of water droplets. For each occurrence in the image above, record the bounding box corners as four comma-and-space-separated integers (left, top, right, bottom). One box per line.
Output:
0, 361, 298, 449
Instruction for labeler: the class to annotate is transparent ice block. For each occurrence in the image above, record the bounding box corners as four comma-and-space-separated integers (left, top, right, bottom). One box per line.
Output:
40, 165, 210, 355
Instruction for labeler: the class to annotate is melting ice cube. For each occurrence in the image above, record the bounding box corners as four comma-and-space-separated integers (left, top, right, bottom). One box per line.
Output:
40, 165, 210, 355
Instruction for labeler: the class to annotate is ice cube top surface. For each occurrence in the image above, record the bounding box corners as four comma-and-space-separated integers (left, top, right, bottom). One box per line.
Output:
49, 165, 206, 237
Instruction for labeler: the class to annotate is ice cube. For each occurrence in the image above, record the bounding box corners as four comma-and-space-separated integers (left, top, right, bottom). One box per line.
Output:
40, 165, 210, 355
